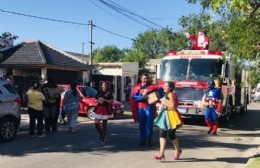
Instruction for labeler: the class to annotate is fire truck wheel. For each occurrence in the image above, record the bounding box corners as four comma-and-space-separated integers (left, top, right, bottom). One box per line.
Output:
241, 94, 248, 114
223, 97, 233, 122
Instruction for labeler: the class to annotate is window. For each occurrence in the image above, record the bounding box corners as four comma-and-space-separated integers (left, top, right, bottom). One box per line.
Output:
79, 87, 97, 98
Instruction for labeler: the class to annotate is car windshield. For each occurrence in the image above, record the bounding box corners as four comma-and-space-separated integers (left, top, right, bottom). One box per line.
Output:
78, 86, 97, 98
160, 58, 222, 81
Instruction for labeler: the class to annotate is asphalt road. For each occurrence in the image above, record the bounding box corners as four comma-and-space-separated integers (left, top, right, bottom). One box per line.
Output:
0, 102, 259, 168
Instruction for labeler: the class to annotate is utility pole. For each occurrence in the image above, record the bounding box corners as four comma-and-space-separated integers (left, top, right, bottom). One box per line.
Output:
82, 42, 85, 63
89, 20, 94, 86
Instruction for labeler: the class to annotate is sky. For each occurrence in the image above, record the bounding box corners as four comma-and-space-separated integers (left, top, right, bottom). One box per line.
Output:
0, 0, 204, 54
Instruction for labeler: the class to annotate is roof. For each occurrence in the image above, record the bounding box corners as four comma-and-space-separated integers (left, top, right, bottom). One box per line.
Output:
0, 41, 89, 70
65, 51, 89, 64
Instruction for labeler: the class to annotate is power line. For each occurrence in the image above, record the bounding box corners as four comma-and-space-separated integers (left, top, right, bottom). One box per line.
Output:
89, 0, 148, 31
0, 8, 133, 41
0, 8, 88, 26
95, 0, 163, 29
94, 25, 134, 41
106, 0, 163, 28
95, 0, 153, 28
150, 17, 179, 20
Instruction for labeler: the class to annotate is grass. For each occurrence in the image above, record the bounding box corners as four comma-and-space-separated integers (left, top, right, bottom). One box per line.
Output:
247, 156, 260, 168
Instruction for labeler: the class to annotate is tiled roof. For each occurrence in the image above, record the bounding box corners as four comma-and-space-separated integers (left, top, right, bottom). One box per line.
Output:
65, 51, 89, 64
0, 41, 88, 70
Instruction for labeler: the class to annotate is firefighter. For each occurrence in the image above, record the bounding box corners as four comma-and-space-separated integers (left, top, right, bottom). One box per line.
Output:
203, 80, 222, 135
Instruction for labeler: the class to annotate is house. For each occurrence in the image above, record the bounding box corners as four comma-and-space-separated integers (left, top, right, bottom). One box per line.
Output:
0, 40, 90, 97
91, 62, 139, 101
0, 40, 139, 101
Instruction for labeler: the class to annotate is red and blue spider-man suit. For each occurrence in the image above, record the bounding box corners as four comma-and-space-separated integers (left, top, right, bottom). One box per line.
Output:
130, 83, 161, 146
204, 85, 222, 135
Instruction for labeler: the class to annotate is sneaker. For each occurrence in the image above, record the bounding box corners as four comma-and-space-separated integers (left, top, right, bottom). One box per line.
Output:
37, 134, 46, 138
212, 132, 217, 135
207, 129, 213, 134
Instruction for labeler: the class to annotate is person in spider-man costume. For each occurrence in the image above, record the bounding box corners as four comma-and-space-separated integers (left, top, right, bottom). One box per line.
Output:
203, 80, 222, 135
130, 73, 162, 147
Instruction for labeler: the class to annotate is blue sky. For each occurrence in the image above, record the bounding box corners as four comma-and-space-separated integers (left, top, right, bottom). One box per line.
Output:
0, 0, 203, 54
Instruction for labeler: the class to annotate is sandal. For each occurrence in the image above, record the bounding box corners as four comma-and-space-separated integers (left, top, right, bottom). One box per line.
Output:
173, 149, 182, 160
153, 153, 165, 160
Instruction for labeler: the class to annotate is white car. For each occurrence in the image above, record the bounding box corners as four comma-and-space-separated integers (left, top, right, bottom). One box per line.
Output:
252, 87, 260, 102
0, 78, 21, 142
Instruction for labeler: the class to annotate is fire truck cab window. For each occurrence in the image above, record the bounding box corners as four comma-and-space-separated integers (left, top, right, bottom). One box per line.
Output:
189, 59, 222, 81
161, 59, 188, 81
161, 58, 222, 81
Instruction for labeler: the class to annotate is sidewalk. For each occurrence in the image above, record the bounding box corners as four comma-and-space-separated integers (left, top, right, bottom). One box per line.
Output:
245, 102, 260, 168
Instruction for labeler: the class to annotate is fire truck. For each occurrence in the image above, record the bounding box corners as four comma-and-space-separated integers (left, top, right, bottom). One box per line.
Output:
157, 49, 249, 121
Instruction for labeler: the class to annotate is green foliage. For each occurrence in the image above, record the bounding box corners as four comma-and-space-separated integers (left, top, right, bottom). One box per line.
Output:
0, 32, 18, 49
131, 28, 187, 69
92, 45, 125, 63
132, 29, 164, 59
186, 0, 259, 86
248, 67, 260, 87
179, 13, 228, 51
121, 49, 147, 68
90, 1, 258, 86
133, 28, 188, 59
186, 0, 256, 15
179, 13, 212, 33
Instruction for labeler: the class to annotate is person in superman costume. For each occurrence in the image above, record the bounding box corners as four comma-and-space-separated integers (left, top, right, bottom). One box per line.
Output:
203, 80, 222, 135
130, 73, 163, 147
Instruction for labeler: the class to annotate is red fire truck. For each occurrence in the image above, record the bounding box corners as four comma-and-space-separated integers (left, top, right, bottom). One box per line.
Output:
157, 49, 249, 121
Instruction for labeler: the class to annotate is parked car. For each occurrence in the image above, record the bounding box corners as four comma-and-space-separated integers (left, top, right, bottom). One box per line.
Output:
0, 78, 21, 142
58, 84, 124, 120
251, 83, 260, 102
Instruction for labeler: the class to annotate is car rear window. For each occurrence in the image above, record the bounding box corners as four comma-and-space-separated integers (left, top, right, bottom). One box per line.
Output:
79, 87, 97, 97
3, 83, 17, 94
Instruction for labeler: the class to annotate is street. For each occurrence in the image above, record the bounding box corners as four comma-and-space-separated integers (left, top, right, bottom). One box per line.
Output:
0, 102, 259, 168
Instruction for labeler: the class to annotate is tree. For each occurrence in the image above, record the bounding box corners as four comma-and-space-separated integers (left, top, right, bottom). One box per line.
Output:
121, 49, 147, 68
132, 28, 187, 67
92, 45, 125, 63
0, 32, 18, 49
178, 13, 228, 51
186, 0, 259, 86
186, 0, 259, 17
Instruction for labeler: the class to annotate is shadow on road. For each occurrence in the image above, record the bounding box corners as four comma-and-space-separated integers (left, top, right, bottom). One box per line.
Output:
0, 102, 258, 168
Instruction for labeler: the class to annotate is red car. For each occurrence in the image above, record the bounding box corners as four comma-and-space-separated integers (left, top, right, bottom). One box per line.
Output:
58, 84, 124, 120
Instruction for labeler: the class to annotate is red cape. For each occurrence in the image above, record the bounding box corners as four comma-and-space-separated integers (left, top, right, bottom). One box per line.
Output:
130, 83, 159, 122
